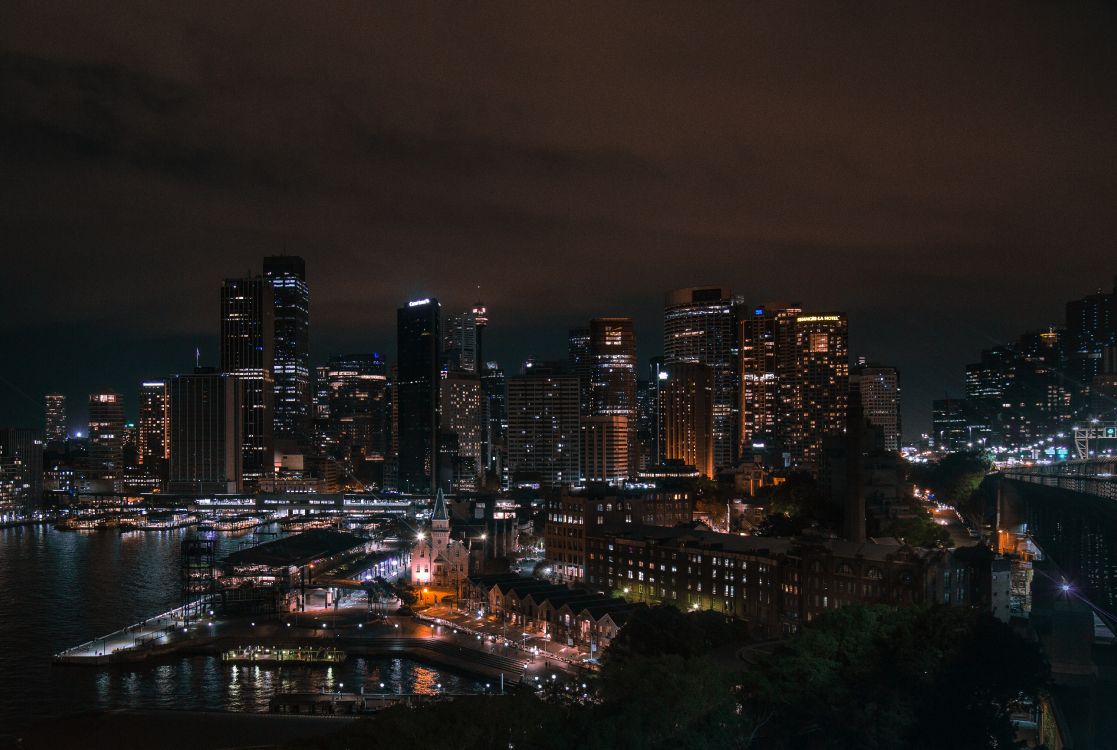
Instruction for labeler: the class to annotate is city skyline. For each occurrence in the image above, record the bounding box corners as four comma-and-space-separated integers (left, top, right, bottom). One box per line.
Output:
4, 3, 1117, 437
3, 5, 1115, 747
6, 270, 1112, 444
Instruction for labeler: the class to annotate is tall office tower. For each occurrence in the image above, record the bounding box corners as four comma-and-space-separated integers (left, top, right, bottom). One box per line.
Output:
480, 362, 507, 482
664, 287, 738, 470
472, 301, 488, 371
579, 415, 629, 485
0, 428, 44, 511
325, 354, 390, 478
44, 393, 66, 444
396, 297, 441, 494
138, 380, 170, 478
221, 276, 275, 486
589, 318, 637, 417
506, 368, 581, 490
314, 365, 331, 420
658, 362, 715, 478
850, 361, 901, 452
1092, 345, 1117, 420
789, 314, 849, 466
264, 256, 311, 442
168, 368, 242, 494
641, 358, 667, 465
444, 308, 484, 374
567, 327, 593, 416
1066, 277, 1117, 417
439, 371, 483, 492
739, 304, 801, 455
590, 317, 637, 474
634, 367, 659, 471
87, 391, 124, 480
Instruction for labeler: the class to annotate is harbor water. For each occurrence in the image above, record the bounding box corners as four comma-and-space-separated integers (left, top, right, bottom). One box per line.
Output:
0, 523, 482, 736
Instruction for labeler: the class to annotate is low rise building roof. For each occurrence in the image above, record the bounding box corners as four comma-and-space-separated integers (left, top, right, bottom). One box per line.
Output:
224, 529, 366, 569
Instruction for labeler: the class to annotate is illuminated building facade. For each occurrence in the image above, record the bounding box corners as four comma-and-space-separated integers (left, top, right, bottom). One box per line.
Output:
789, 314, 849, 465
739, 304, 801, 458
444, 305, 486, 374
439, 370, 483, 492
850, 362, 901, 452
44, 393, 66, 444
324, 354, 389, 479
658, 362, 715, 478
221, 276, 275, 487
506, 367, 580, 490
0, 428, 44, 512
590, 317, 637, 420
138, 380, 170, 479
88, 391, 125, 480
396, 297, 441, 494
579, 415, 629, 486
411, 489, 469, 588
584, 526, 968, 637
544, 488, 693, 581
663, 287, 738, 470
264, 255, 311, 442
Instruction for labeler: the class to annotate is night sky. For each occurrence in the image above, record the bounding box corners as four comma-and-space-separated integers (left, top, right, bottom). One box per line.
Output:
3, 2, 1116, 437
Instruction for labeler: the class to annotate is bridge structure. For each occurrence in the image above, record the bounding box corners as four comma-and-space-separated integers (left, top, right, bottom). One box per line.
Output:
1072, 421, 1117, 460
993, 459, 1117, 623
1001, 457, 1117, 502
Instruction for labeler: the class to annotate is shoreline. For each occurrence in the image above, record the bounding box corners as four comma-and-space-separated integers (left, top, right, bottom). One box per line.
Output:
53, 631, 531, 684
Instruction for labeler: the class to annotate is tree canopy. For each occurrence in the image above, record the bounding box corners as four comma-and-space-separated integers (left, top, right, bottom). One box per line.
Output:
742, 605, 1048, 749
298, 603, 1047, 750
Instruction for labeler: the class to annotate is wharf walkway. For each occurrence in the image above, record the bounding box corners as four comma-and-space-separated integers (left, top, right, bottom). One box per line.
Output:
53, 596, 218, 664
53, 608, 542, 684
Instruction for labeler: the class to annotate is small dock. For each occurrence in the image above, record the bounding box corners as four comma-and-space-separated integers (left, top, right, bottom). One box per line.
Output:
222, 645, 345, 664
269, 691, 366, 715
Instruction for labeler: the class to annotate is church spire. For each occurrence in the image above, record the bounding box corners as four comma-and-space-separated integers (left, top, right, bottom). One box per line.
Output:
432, 488, 449, 521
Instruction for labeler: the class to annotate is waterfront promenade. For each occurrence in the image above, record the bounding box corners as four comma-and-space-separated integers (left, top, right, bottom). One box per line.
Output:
53, 602, 582, 685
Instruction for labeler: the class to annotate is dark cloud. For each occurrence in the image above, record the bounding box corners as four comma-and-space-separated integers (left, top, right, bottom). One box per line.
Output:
2, 1, 1116, 432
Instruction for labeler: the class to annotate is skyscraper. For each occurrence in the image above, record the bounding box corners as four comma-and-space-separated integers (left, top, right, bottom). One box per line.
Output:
480, 362, 507, 483
568, 327, 592, 416
664, 287, 738, 470
739, 303, 801, 455
88, 391, 125, 480
579, 415, 629, 485
0, 428, 43, 512
44, 393, 66, 444
851, 361, 901, 452
264, 255, 311, 442
138, 380, 170, 479
396, 297, 440, 494
443, 308, 483, 374
325, 354, 389, 477
589, 318, 637, 416
589, 317, 636, 474
221, 276, 275, 486
789, 314, 849, 465
168, 368, 242, 494
439, 370, 483, 492
506, 367, 580, 490
472, 301, 488, 371
658, 362, 715, 478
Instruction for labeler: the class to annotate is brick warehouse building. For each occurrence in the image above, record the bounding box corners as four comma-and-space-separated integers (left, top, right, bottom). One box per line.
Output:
584, 525, 972, 637
544, 487, 693, 581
